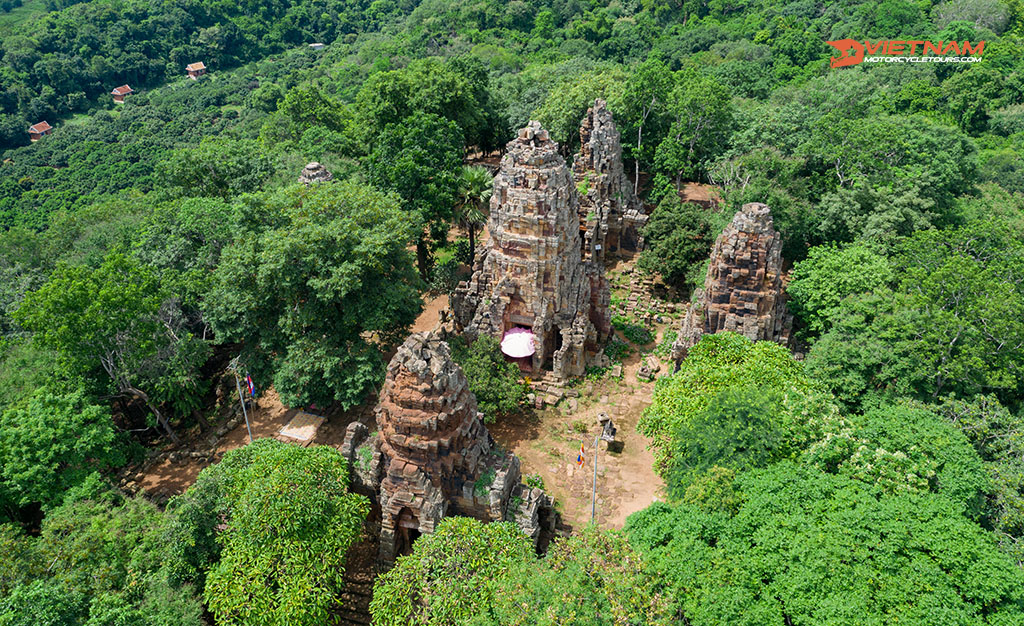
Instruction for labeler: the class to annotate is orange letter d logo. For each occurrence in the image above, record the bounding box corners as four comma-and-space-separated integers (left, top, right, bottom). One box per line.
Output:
826, 39, 865, 67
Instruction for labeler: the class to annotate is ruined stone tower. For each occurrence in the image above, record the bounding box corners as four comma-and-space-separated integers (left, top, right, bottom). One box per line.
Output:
298, 161, 332, 184
571, 99, 646, 262
452, 121, 611, 380
340, 333, 556, 563
673, 202, 793, 364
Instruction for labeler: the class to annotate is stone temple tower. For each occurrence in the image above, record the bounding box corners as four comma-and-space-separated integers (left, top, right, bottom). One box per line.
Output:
340, 332, 556, 563
571, 99, 646, 263
672, 202, 793, 364
452, 121, 611, 380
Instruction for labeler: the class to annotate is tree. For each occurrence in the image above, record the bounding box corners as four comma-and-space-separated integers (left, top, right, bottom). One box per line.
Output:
805, 219, 1024, 410
666, 386, 787, 498
654, 68, 734, 186
787, 242, 894, 337
639, 332, 813, 473
203, 182, 423, 410
802, 404, 990, 519
620, 58, 673, 189
479, 527, 674, 626
627, 466, 1024, 625
454, 165, 492, 264
802, 114, 976, 242
201, 440, 370, 626
159, 138, 273, 200
367, 114, 464, 279
355, 57, 496, 151
131, 197, 238, 315
14, 254, 209, 441
449, 335, 527, 423
532, 67, 628, 155
0, 385, 128, 510
637, 198, 713, 291
0, 496, 205, 626
277, 84, 348, 135
370, 518, 534, 626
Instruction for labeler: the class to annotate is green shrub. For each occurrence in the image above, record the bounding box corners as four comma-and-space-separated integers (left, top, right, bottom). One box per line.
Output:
612, 315, 654, 344
654, 330, 677, 359
640, 332, 812, 473
604, 338, 631, 362
524, 474, 545, 490
449, 335, 528, 423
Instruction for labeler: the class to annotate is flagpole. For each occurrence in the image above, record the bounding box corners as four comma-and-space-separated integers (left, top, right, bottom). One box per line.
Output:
229, 357, 254, 444
590, 433, 600, 524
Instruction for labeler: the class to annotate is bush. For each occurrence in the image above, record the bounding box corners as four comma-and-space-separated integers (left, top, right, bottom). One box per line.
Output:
429, 257, 462, 294
612, 315, 654, 345
638, 198, 713, 290
604, 338, 631, 362
449, 335, 528, 423
453, 238, 472, 265
370, 518, 533, 626
654, 330, 678, 359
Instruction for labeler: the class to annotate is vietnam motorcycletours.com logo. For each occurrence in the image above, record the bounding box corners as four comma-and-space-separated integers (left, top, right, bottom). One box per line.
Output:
826, 39, 986, 67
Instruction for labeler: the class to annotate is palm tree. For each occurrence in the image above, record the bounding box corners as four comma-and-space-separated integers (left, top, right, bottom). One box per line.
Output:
455, 165, 492, 264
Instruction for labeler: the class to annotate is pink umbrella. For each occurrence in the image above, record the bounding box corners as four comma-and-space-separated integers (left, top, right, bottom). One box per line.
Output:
501, 327, 536, 358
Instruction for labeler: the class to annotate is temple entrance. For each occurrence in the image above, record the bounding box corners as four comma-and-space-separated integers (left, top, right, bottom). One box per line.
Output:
395, 507, 420, 557
542, 328, 563, 371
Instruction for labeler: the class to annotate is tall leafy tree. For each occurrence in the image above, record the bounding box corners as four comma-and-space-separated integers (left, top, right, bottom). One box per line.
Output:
637, 198, 713, 291
628, 466, 1024, 625
367, 114, 464, 279
0, 386, 128, 510
654, 68, 734, 186
14, 254, 209, 441
203, 181, 423, 410
640, 332, 813, 473
787, 242, 894, 337
159, 138, 274, 200
806, 219, 1024, 410
200, 440, 369, 626
370, 518, 534, 626
620, 58, 673, 189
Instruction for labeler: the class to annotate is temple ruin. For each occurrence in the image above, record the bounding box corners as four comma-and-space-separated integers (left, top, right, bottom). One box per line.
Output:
672, 202, 793, 364
298, 161, 333, 185
571, 99, 647, 262
452, 121, 611, 380
340, 332, 556, 563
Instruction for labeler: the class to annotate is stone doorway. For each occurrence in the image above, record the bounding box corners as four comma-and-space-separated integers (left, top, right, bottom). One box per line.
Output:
395, 507, 420, 557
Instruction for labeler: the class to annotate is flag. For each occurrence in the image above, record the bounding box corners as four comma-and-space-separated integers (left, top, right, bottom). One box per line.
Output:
246, 374, 256, 397
577, 440, 585, 466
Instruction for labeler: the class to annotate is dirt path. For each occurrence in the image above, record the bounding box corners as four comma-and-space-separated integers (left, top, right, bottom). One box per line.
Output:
411, 294, 448, 334
137, 389, 304, 497
490, 334, 668, 530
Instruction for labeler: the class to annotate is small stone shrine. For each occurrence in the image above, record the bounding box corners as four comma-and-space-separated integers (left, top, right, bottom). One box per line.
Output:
452, 121, 611, 380
672, 202, 793, 364
340, 333, 556, 563
298, 161, 333, 185
571, 99, 646, 262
